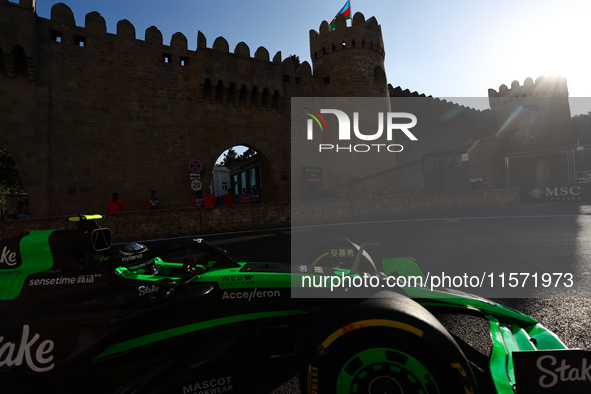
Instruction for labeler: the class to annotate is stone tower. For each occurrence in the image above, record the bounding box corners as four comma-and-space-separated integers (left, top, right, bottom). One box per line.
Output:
309, 12, 388, 97
488, 76, 573, 186
488, 75, 571, 152
300, 13, 395, 199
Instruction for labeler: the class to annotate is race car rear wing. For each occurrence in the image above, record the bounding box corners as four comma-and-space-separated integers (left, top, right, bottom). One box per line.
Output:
0, 215, 112, 300
59, 214, 112, 253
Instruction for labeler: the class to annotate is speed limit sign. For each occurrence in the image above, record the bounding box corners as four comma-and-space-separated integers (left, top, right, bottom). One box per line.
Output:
190, 179, 202, 192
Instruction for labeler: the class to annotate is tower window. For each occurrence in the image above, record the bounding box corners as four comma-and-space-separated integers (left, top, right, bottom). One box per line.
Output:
74, 35, 85, 47
49, 30, 62, 43
163, 53, 172, 63
180, 56, 189, 66
323, 76, 330, 85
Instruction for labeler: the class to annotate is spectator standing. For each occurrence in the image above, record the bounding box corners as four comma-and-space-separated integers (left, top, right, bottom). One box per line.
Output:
192, 191, 204, 207
251, 185, 262, 203
239, 188, 250, 204
145, 190, 159, 210
203, 188, 216, 207
223, 189, 237, 206
15, 201, 31, 219
107, 192, 127, 213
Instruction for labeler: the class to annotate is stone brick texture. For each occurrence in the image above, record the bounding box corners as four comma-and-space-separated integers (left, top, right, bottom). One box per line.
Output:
0, 190, 518, 243
1, 2, 573, 219
0, 202, 291, 243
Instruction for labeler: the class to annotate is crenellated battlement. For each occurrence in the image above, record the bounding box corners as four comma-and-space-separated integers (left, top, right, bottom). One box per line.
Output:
308, 12, 387, 97
488, 75, 568, 103
2, 0, 35, 9
389, 85, 491, 114
389, 86, 429, 98
487, 76, 569, 111
309, 12, 385, 64
0, 2, 329, 113
0, 2, 374, 106
41, 3, 284, 64
1, 0, 576, 216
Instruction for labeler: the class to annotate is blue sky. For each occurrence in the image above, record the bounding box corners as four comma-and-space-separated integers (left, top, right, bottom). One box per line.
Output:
33, 0, 591, 115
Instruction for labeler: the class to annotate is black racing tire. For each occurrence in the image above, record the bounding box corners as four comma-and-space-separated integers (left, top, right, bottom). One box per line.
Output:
299, 292, 478, 394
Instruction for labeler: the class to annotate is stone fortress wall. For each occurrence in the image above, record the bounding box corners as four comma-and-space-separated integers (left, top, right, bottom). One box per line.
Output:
2, 0, 312, 216
1, 1, 573, 218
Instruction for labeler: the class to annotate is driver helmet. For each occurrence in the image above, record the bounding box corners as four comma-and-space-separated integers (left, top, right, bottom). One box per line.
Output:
126, 258, 159, 275
116, 243, 148, 259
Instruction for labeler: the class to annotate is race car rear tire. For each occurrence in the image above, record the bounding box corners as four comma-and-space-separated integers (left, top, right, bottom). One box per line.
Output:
299, 292, 478, 394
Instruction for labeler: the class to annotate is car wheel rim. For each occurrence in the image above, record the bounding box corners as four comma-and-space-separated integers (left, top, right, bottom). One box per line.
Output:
336, 348, 439, 394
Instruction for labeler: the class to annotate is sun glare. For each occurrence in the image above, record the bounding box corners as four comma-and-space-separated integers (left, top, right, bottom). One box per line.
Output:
496, 5, 591, 98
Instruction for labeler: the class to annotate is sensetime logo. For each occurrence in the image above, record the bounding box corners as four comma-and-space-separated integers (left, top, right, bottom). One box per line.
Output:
303, 108, 418, 153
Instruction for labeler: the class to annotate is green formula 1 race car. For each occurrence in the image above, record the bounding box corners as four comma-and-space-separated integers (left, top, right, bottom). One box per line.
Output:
0, 215, 589, 393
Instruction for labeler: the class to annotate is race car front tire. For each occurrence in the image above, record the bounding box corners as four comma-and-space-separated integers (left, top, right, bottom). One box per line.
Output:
299, 291, 478, 394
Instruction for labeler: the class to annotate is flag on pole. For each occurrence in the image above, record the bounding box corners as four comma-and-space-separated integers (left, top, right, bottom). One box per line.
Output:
329, 0, 352, 29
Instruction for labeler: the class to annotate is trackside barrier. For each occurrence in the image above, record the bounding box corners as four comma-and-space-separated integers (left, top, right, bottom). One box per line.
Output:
0, 189, 520, 242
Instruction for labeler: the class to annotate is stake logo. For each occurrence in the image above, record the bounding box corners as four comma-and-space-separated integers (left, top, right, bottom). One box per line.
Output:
138, 284, 159, 297
0, 325, 55, 372
0, 246, 18, 267
304, 108, 418, 153
513, 350, 591, 393
536, 355, 591, 388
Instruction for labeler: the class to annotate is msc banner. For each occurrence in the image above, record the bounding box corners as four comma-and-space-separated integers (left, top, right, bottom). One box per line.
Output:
520, 184, 591, 203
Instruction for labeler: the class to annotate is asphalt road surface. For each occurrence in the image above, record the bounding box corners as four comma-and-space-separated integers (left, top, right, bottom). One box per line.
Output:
139, 202, 591, 393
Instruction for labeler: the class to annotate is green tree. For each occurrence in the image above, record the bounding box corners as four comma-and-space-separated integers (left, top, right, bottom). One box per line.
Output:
572, 112, 591, 146
239, 147, 257, 161
219, 147, 239, 167
0, 146, 25, 211
288, 54, 300, 70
